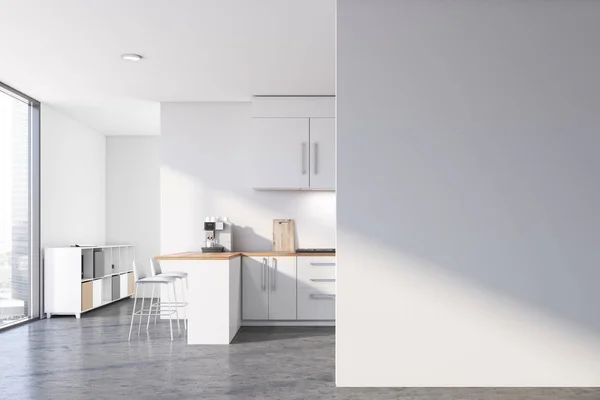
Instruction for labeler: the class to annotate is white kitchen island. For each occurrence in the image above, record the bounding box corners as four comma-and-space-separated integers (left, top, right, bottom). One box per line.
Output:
155, 250, 336, 345
156, 252, 242, 345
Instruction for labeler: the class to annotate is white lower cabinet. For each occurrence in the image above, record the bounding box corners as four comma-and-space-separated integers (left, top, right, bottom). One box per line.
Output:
296, 257, 336, 320
242, 257, 269, 320
242, 256, 297, 320
268, 256, 297, 320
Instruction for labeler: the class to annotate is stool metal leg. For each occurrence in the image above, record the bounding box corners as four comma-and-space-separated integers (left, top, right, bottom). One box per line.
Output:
181, 278, 187, 330
173, 281, 181, 335
154, 291, 159, 326
167, 282, 174, 341
146, 283, 155, 331
128, 283, 139, 341
138, 286, 146, 336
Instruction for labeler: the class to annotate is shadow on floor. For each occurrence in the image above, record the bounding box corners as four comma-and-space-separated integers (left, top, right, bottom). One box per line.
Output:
231, 326, 335, 344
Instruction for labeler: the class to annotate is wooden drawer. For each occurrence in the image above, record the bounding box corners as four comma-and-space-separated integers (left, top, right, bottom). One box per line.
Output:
81, 281, 93, 311
127, 272, 134, 295
297, 288, 335, 320
297, 257, 336, 287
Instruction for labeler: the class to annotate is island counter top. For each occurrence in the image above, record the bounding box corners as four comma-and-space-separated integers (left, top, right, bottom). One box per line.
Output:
154, 251, 336, 260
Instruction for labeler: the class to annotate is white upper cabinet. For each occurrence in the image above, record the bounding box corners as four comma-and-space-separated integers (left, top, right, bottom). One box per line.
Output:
251, 118, 310, 189
250, 97, 335, 190
309, 118, 335, 190
252, 97, 335, 118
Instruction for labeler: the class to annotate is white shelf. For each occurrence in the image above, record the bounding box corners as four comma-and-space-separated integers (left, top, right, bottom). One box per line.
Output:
80, 270, 133, 283
72, 244, 134, 249
45, 245, 135, 317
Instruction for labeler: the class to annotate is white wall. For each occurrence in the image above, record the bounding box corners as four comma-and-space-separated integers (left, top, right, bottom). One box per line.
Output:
337, 0, 600, 387
161, 102, 335, 254
106, 136, 160, 271
41, 105, 106, 248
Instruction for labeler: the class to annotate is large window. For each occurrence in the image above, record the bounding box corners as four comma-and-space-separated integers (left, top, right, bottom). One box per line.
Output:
0, 82, 40, 328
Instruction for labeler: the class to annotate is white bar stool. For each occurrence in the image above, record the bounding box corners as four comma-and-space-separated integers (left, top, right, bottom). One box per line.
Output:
128, 260, 179, 341
150, 258, 188, 329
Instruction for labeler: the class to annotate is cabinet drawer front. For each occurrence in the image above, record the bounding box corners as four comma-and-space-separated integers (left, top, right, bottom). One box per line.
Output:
127, 272, 134, 295
297, 289, 335, 320
81, 282, 93, 311
112, 276, 120, 301
92, 279, 102, 308
297, 257, 336, 285
120, 274, 128, 298
297, 280, 335, 293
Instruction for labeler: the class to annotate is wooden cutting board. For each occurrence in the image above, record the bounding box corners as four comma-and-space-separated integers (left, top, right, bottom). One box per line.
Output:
272, 219, 295, 252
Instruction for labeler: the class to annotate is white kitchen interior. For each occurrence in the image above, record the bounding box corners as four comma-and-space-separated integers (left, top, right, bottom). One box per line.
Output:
153, 96, 337, 344
44, 95, 338, 343
2, 1, 600, 398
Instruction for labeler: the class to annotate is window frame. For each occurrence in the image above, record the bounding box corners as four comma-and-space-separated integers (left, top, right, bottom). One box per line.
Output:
0, 81, 41, 329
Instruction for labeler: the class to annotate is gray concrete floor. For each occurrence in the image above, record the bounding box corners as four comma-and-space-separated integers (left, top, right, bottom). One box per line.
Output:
0, 299, 598, 400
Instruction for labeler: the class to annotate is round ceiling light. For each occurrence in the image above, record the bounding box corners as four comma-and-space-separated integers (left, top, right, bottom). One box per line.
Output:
121, 54, 143, 62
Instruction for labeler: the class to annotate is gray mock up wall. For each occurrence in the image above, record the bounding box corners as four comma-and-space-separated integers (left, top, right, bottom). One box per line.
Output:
336, 0, 600, 386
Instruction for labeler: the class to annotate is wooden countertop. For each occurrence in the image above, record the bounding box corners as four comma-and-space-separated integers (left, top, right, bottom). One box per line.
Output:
154, 252, 241, 260
154, 251, 336, 260
243, 251, 336, 257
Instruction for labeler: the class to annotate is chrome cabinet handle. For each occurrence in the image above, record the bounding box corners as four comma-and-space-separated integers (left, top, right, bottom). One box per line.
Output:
310, 262, 336, 267
262, 258, 267, 291
313, 143, 318, 174
272, 258, 277, 291
310, 278, 335, 282
310, 294, 335, 299
301, 143, 307, 175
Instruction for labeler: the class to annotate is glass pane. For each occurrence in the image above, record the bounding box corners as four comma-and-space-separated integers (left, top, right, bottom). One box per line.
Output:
0, 90, 30, 327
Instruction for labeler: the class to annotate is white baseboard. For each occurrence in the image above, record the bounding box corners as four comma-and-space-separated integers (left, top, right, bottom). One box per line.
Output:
242, 320, 335, 327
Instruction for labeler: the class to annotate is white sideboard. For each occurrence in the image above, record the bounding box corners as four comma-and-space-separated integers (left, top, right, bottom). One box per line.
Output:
44, 245, 135, 318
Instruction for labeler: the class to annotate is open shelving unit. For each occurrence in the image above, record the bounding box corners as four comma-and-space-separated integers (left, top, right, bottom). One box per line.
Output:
44, 245, 135, 318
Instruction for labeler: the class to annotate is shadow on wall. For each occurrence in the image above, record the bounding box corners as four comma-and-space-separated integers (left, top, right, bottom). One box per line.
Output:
159, 103, 335, 253
232, 225, 272, 251
160, 164, 335, 252
337, 125, 600, 338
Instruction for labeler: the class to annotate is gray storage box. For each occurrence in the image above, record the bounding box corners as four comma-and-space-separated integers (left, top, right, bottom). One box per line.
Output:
82, 249, 94, 280
112, 275, 120, 301
105, 250, 114, 275
94, 250, 106, 278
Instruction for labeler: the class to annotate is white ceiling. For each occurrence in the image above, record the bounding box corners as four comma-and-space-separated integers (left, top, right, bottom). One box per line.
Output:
0, 0, 335, 135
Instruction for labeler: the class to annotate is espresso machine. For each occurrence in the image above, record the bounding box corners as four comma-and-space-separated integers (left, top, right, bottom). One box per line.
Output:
202, 217, 233, 252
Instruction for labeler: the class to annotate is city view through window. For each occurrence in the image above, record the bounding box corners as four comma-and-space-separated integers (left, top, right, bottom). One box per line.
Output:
0, 89, 30, 327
